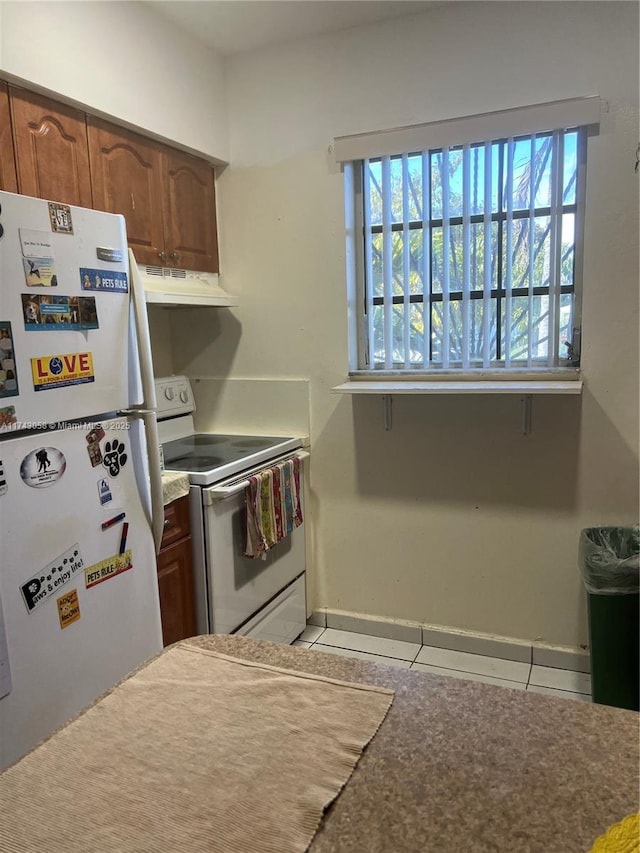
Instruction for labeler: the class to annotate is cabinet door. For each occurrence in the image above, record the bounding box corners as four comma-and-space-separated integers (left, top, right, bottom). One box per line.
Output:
161, 148, 219, 272
0, 83, 17, 192
157, 537, 197, 647
9, 88, 92, 207
87, 117, 165, 267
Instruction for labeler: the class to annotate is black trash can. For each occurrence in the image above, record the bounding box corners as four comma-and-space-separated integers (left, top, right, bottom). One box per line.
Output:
579, 526, 639, 711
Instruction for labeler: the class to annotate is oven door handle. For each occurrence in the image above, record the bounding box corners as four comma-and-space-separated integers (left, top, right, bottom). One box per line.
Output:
202, 450, 309, 503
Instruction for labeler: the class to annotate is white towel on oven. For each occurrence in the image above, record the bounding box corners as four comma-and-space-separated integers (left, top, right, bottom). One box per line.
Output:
244, 457, 303, 558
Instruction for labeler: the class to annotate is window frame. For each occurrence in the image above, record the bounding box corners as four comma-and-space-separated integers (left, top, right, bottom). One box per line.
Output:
339, 100, 597, 381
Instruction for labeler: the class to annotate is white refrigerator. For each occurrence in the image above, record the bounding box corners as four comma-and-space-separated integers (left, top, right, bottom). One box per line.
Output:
0, 190, 165, 770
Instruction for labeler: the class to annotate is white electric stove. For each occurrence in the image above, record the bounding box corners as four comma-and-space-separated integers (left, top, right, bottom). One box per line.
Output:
155, 376, 307, 644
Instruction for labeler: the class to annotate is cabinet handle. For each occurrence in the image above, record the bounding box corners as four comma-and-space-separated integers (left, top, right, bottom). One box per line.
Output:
164, 519, 172, 529
158, 251, 168, 262
170, 251, 181, 262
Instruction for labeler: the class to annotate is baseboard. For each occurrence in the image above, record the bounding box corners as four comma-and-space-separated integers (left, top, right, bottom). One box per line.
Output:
309, 608, 590, 672
306, 610, 327, 628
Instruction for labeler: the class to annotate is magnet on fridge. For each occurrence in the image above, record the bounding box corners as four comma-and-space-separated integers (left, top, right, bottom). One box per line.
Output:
0, 405, 17, 430
56, 589, 81, 630
87, 441, 102, 467
118, 522, 129, 555
0, 322, 19, 399
20, 544, 84, 613
19, 229, 54, 258
22, 294, 98, 331
102, 440, 127, 477
97, 477, 112, 505
101, 512, 125, 531
48, 202, 73, 234
23, 257, 58, 287
79, 267, 128, 294
86, 425, 105, 445
84, 550, 133, 589
20, 447, 66, 488
0, 460, 6, 496
31, 351, 94, 392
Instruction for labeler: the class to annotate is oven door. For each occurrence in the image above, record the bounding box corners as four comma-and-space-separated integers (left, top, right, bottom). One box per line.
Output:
198, 456, 307, 639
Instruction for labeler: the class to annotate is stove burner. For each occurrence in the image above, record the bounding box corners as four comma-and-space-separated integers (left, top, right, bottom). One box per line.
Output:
169, 454, 225, 470
193, 436, 229, 446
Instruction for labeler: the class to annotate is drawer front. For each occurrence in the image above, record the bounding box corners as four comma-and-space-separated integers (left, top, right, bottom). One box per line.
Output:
161, 495, 190, 549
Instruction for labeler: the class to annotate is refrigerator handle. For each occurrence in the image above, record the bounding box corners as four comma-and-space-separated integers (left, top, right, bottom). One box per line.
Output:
129, 249, 164, 554
143, 409, 165, 554
129, 249, 157, 411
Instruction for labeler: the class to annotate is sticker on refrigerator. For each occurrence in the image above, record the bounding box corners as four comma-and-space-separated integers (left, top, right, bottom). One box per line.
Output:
21, 294, 98, 331
20, 446, 66, 488
19, 229, 54, 259
20, 544, 84, 613
85, 549, 133, 589
0, 460, 6, 496
87, 425, 105, 444
0, 322, 19, 398
87, 425, 105, 467
48, 202, 74, 234
87, 442, 102, 467
0, 405, 17, 429
102, 439, 128, 477
97, 477, 112, 505
56, 588, 81, 629
31, 352, 94, 392
80, 268, 128, 294
23, 257, 58, 287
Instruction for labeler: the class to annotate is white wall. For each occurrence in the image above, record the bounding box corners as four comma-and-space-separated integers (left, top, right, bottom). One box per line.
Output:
0, 0, 229, 161
170, 1, 639, 648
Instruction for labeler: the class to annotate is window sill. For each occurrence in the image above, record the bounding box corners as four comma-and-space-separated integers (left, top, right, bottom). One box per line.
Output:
331, 376, 583, 396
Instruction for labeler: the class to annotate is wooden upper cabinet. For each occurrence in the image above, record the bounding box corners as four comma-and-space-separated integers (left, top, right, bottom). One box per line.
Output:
0, 83, 18, 192
9, 88, 92, 207
4, 84, 219, 273
87, 117, 165, 266
161, 148, 219, 273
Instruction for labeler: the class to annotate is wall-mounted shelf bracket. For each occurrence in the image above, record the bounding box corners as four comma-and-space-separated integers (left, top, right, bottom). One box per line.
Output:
522, 394, 533, 436
383, 394, 393, 431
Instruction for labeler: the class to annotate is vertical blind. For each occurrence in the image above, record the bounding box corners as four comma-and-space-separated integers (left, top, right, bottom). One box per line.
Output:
339, 98, 598, 373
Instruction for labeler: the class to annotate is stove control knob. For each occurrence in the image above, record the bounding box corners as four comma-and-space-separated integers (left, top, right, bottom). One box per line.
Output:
164, 387, 174, 400
179, 390, 189, 403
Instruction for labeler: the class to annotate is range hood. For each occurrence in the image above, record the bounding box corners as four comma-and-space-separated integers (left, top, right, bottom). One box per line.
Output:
137, 264, 238, 307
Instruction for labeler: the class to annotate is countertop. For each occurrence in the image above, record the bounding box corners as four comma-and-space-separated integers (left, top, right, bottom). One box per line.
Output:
184, 635, 639, 853
161, 470, 190, 507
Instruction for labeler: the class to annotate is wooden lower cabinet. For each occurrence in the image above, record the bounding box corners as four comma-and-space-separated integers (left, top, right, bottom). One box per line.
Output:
156, 495, 197, 646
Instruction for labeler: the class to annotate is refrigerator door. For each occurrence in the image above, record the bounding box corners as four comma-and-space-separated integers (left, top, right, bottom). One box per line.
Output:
0, 191, 136, 427
0, 415, 162, 770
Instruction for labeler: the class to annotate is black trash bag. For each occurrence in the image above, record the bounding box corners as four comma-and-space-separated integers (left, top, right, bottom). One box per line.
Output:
579, 526, 640, 595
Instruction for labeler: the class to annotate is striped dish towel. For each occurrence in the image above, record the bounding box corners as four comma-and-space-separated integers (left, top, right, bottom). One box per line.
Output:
244, 457, 303, 558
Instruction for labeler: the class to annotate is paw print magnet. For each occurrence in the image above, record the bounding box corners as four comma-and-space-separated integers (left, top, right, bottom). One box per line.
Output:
102, 439, 127, 477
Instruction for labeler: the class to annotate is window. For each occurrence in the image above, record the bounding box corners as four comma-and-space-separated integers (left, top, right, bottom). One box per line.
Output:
338, 99, 599, 378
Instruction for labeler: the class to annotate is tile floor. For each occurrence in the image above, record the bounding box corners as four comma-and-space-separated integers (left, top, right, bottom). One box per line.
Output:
294, 626, 592, 702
